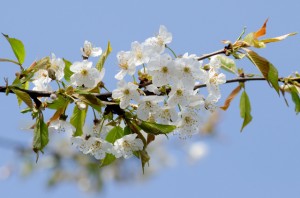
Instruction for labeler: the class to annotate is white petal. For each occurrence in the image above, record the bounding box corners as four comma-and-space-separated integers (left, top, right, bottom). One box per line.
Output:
90, 47, 102, 57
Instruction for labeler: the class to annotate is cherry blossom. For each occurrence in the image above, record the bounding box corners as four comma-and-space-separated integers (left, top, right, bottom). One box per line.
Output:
70, 60, 104, 88
81, 40, 102, 58
113, 134, 144, 159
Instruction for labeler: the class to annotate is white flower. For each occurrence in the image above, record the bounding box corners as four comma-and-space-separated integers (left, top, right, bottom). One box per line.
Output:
49, 53, 65, 80
92, 119, 112, 139
206, 68, 226, 97
115, 51, 136, 80
145, 25, 172, 54
137, 96, 164, 121
203, 93, 219, 112
209, 55, 221, 71
175, 53, 208, 89
130, 41, 152, 66
175, 109, 201, 138
49, 119, 75, 133
113, 134, 144, 159
32, 79, 52, 92
85, 137, 113, 160
167, 81, 194, 107
81, 40, 102, 58
191, 93, 219, 112
71, 136, 91, 154
147, 53, 176, 87
155, 105, 178, 125
112, 80, 140, 109
145, 84, 160, 95
32, 69, 51, 84
70, 60, 105, 88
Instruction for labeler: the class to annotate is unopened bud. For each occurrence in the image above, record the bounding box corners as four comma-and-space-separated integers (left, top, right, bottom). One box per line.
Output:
50, 93, 57, 100
76, 101, 87, 110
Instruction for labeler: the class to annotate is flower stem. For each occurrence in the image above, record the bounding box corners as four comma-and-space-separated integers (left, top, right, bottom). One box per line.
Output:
166, 45, 177, 58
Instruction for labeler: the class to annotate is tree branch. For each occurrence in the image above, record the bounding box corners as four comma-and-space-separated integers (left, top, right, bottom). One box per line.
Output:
2, 77, 300, 101
197, 48, 227, 61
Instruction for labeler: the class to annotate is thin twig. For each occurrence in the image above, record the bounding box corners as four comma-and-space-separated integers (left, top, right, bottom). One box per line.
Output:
197, 48, 226, 61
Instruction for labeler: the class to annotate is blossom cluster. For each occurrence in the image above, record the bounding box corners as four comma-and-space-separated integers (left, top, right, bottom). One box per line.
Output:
32, 41, 104, 92
112, 25, 226, 138
71, 127, 144, 160
31, 25, 226, 161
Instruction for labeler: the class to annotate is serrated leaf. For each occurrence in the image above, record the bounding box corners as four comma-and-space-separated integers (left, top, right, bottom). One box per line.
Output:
290, 85, 300, 114
217, 55, 237, 74
100, 153, 116, 167
240, 90, 252, 132
260, 32, 297, 44
3, 34, 26, 65
105, 126, 124, 143
244, 49, 279, 94
11, 87, 33, 108
96, 41, 112, 71
138, 120, 176, 135
220, 85, 241, 110
70, 105, 87, 136
33, 111, 49, 153
63, 58, 73, 82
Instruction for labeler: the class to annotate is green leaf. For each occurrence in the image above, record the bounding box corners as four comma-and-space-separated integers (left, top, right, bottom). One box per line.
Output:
290, 85, 300, 114
47, 95, 69, 109
216, 55, 237, 74
70, 105, 87, 136
100, 126, 123, 167
124, 126, 132, 135
14, 81, 30, 107
33, 111, 49, 153
96, 41, 112, 71
20, 107, 32, 114
2, 34, 26, 64
105, 126, 124, 143
100, 153, 116, 167
243, 32, 266, 48
245, 49, 280, 94
11, 87, 33, 108
240, 90, 252, 132
63, 59, 73, 82
138, 120, 176, 135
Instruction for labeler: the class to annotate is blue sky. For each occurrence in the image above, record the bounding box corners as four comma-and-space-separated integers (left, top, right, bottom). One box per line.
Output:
1, 0, 300, 197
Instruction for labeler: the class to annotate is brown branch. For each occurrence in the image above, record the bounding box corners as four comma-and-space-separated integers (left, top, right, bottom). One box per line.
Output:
2, 77, 300, 101
197, 48, 227, 61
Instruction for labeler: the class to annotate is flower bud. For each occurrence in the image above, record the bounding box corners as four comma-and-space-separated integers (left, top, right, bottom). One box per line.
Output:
50, 93, 57, 100
76, 101, 87, 110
